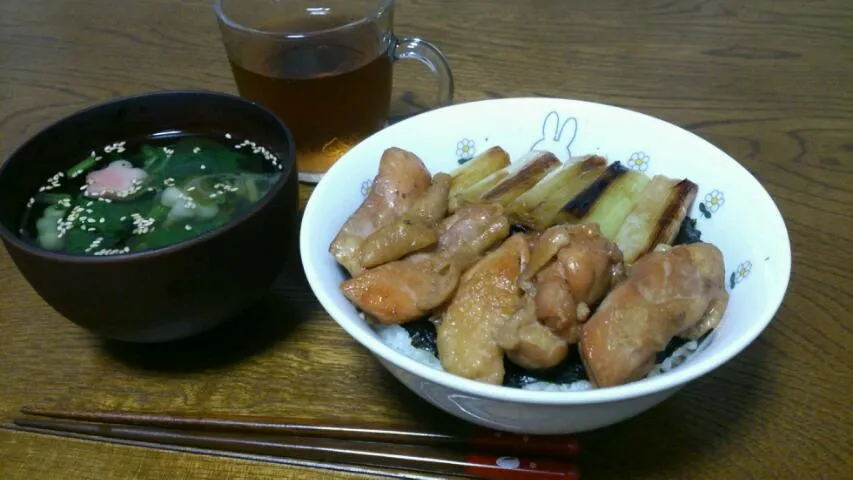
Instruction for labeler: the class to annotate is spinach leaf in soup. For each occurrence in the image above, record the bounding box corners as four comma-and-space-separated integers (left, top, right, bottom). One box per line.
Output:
22, 132, 281, 257
129, 214, 233, 252
64, 228, 122, 255
161, 138, 243, 182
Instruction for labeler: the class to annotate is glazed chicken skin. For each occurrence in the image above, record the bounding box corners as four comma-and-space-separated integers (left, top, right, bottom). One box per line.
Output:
579, 242, 729, 388
438, 234, 529, 385
495, 283, 569, 371
492, 223, 624, 370
329, 148, 432, 277
527, 223, 625, 345
340, 204, 510, 324
437, 203, 512, 271
340, 253, 461, 325
357, 173, 452, 269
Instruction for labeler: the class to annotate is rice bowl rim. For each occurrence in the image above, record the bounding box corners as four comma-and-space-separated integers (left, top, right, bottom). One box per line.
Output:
301, 97, 792, 406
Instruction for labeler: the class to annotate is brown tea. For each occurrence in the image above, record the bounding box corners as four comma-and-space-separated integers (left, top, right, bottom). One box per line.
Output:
228, 15, 393, 177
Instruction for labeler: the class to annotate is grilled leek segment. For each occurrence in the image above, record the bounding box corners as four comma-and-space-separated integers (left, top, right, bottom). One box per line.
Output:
508, 155, 607, 230
584, 169, 650, 240
555, 161, 651, 239
445, 147, 699, 263
612, 175, 699, 263
453, 150, 560, 210
448, 146, 510, 212
479, 151, 560, 207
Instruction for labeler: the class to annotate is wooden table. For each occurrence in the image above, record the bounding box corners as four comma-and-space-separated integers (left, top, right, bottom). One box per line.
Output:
1, 0, 851, 478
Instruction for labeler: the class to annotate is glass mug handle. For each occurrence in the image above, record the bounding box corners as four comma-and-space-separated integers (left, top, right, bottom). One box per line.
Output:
392, 36, 454, 108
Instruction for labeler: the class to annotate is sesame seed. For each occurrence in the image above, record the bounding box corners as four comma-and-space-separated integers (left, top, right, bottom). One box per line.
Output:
193, 147, 201, 154
225, 133, 232, 139
120, 216, 127, 221
93, 246, 131, 256
130, 213, 156, 235
200, 164, 206, 170
85, 236, 104, 253
184, 225, 192, 231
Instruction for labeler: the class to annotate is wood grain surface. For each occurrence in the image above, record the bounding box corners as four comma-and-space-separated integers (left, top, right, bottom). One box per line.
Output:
1, 0, 851, 478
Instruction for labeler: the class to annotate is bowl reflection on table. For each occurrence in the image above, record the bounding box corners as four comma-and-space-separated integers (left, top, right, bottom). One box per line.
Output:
0, 90, 299, 343
300, 97, 792, 434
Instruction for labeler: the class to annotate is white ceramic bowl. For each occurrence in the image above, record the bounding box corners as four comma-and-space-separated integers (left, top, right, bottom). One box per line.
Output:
300, 98, 791, 434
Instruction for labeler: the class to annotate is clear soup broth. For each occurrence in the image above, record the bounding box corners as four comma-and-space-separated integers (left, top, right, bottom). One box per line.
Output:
19, 132, 283, 256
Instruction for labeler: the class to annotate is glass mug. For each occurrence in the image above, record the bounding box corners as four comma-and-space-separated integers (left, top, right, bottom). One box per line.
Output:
215, 0, 454, 183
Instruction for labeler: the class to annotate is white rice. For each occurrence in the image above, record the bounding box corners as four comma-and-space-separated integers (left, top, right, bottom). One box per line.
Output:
521, 379, 595, 392
375, 324, 445, 371
372, 323, 700, 391
646, 339, 699, 377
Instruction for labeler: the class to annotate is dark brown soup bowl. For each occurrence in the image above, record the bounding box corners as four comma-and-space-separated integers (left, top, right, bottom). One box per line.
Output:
0, 90, 298, 343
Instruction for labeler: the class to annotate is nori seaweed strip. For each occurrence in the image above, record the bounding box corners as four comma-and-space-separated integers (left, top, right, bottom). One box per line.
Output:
401, 319, 438, 357
655, 328, 714, 363
399, 303, 714, 389
673, 216, 702, 245
502, 346, 589, 388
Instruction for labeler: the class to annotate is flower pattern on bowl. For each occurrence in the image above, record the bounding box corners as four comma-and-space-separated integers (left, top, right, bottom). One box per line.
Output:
627, 152, 650, 172
456, 138, 476, 163
729, 260, 752, 289
699, 189, 725, 218
360, 178, 372, 198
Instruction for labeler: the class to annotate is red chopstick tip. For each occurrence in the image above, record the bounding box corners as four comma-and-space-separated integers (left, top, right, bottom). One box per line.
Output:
464, 453, 579, 479
470, 430, 580, 458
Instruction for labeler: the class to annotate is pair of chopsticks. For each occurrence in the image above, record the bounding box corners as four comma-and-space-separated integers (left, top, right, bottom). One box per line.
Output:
12, 408, 580, 479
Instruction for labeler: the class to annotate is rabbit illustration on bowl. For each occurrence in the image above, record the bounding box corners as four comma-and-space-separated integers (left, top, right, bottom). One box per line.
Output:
530, 110, 578, 160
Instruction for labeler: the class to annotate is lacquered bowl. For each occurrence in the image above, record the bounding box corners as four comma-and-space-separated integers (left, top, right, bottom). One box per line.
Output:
300, 97, 791, 434
0, 90, 299, 343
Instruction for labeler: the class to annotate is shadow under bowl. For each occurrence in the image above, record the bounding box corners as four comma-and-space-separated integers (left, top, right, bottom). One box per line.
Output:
0, 90, 299, 343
